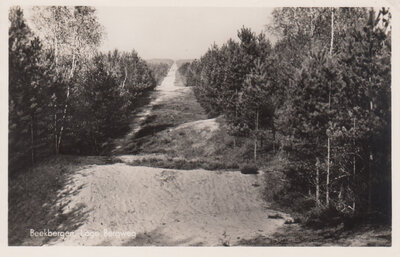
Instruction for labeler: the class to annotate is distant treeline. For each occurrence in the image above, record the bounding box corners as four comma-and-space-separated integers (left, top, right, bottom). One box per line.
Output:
9, 6, 172, 172
182, 8, 391, 220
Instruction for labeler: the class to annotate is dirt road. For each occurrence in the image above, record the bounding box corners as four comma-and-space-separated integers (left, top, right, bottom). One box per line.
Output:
47, 63, 288, 246
112, 62, 192, 154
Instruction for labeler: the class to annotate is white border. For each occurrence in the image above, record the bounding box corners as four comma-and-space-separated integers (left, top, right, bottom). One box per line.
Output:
1, 0, 399, 256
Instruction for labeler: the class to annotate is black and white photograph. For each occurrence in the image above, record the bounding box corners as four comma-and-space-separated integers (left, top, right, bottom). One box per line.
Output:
2, 0, 398, 254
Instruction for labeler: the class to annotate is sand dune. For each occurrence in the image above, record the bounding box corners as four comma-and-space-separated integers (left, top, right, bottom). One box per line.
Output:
49, 164, 287, 246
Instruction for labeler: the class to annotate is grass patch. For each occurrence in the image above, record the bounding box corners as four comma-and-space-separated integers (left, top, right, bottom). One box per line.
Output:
123, 156, 239, 171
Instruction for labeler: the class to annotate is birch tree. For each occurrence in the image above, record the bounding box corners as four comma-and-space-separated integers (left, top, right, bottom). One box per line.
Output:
31, 6, 103, 153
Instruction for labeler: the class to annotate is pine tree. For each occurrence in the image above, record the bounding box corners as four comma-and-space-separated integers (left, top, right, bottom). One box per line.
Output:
9, 7, 47, 170
241, 59, 275, 161
337, 8, 391, 214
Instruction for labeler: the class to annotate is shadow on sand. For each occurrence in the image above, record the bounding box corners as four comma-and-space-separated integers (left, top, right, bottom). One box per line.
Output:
8, 156, 109, 246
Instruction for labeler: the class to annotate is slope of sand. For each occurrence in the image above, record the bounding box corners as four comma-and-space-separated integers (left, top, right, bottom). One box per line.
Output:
48, 164, 287, 246
46, 63, 288, 246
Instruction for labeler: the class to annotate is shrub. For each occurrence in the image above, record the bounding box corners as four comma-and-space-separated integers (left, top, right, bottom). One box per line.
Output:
305, 205, 343, 228
240, 164, 259, 174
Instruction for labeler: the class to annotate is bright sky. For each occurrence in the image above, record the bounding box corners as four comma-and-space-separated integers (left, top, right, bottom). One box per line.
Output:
96, 7, 274, 60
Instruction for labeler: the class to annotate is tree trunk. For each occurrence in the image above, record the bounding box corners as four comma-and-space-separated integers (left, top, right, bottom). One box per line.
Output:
326, 136, 330, 207
254, 136, 257, 162
57, 52, 76, 152
272, 123, 276, 153
54, 32, 58, 70
54, 104, 58, 154
122, 66, 127, 88
352, 117, 356, 212
316, 157, 320, 207
330, 8, 334, 56
254, 110, 259, 162
326, 8, 334, 208
30, 114, 35, 165
57, 85, 69, 152
368, 99, 374, 213
234, 89, 239, 148
368, 150, 373, 213
53, 33, 59, 154
326, 80, 332, 207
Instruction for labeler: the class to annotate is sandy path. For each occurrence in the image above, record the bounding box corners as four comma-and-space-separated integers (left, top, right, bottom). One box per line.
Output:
46, 62, 287, 246
49, 164, 286, 246
112, 63, 190, 154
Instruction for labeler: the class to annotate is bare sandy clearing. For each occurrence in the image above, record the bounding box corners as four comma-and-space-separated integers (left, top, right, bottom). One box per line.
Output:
47, 163, 286, 246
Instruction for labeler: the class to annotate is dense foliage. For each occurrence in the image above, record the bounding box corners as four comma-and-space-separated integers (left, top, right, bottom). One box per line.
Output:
9, 6, 171, 171
177, 61, 190, 85
184, 8, 391, 220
